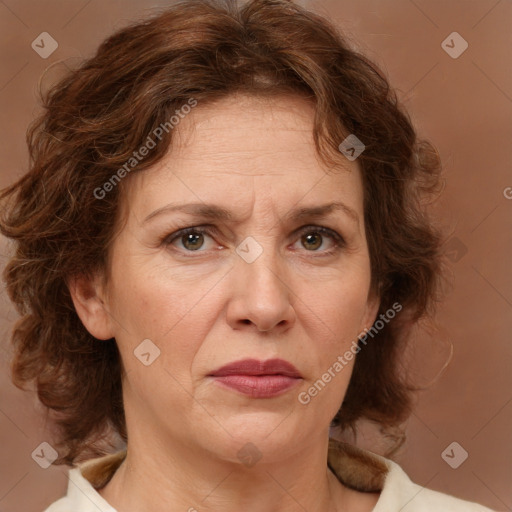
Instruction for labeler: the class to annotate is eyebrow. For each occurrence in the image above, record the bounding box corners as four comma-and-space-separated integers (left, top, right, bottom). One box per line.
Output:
143, 201, 360, 227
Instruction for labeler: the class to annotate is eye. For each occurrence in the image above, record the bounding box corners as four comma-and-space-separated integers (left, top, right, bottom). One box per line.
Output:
163, 225, 345, 255
165, 226, 217, 252
293, 226, 345, 254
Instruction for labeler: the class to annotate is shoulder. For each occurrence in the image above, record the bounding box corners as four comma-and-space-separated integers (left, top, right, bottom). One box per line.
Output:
41, 451, 125, 512
378, 459, 496, 511
42, 496, 67, 512
328, 438, 495, 512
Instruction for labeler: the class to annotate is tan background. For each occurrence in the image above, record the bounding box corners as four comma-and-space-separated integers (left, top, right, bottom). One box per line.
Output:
0, 0, 511, 510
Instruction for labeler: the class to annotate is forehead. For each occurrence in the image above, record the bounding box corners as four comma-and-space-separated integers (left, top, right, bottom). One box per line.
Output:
125, 94, 363, 218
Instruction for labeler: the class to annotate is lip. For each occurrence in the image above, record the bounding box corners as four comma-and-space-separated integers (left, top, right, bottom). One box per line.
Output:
208, 358, 302, 398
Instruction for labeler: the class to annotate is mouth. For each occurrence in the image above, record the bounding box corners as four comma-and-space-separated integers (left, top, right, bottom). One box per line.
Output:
208, 358, 302, 398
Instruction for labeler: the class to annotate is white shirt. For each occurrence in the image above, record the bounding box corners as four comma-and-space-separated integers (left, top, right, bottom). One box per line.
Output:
43, 438, 495, 511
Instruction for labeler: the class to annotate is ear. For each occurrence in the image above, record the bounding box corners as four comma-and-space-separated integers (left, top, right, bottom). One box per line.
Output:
67, 273, 114, 341
360, 287, 381, 333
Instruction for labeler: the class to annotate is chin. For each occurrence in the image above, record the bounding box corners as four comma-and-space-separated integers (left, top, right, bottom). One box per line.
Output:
197, 413, 316, 465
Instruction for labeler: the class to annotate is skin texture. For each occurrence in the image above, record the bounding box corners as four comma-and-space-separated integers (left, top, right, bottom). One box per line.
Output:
70, 94, 381, 512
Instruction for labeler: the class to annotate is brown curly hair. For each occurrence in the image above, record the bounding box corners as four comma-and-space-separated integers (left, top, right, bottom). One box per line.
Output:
0, 0, 445, 466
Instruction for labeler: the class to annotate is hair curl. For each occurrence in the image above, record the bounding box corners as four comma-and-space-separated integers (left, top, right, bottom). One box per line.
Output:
0, 0, 445, 465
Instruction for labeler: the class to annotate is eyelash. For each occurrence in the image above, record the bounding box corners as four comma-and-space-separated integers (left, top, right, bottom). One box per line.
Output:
163, 225, 345, 257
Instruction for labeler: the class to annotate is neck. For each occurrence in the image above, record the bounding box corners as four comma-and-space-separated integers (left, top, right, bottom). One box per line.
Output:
98, 433, 347, 512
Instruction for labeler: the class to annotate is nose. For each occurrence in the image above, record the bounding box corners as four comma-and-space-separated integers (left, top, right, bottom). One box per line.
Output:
226, 247, 296, 334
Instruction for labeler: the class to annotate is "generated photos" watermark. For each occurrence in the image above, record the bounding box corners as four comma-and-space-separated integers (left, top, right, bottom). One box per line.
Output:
94, 98, 198, 200
298, 301, 402, 405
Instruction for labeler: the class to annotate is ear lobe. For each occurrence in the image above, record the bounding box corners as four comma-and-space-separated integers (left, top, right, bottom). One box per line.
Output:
67, 273, 114, 341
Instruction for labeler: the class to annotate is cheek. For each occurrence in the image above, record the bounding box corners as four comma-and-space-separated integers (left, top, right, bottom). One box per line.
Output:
108, 256, 221, 376
313, 274, 372, 339
108, 252, 203, 335
302, 286, 367, 401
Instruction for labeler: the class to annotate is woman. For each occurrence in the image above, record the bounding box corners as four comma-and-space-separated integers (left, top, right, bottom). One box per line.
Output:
0, 0, 495, 510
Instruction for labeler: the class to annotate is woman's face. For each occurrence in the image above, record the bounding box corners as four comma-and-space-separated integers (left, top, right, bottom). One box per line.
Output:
96, 94, 379, 463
